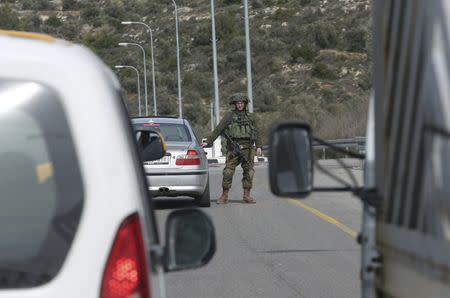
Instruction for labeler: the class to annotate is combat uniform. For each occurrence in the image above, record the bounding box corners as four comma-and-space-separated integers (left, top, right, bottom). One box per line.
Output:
205, 94, 261, 204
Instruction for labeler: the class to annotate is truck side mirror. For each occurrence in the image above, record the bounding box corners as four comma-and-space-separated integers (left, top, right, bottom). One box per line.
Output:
164, 209, 215, 272
269, 122, 314, 198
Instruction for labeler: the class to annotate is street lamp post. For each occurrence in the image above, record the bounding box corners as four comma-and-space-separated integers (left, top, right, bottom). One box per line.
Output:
243, 0, 254, 113
121, 21, 158, 116
115, 65, 141, 116
210, 0, 221, 158
210, 0, 220, 125
172, 0, 182, 118
118, 42, 149, 116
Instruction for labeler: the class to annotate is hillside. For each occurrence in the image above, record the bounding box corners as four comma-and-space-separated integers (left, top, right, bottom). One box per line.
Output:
0, 0, 372, 142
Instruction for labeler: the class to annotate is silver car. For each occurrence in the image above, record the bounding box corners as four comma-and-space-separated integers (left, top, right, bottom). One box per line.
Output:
132, 117, 211, 207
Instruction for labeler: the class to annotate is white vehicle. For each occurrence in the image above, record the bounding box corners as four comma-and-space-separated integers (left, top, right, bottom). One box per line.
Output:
269, 0, 450, 297
0, 30, 215, 298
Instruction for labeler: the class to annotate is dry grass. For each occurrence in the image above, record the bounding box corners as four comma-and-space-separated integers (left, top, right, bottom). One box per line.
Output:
316, 98, 369, 139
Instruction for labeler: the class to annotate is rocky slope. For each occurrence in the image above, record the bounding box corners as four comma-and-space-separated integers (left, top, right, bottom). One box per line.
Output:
0, 0, 372, 141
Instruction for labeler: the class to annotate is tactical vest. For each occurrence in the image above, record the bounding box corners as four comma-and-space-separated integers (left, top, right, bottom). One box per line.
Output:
226, 111, 255, 140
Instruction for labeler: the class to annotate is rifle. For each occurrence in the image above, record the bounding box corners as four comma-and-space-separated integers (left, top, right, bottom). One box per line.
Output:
222, 132, 248, 164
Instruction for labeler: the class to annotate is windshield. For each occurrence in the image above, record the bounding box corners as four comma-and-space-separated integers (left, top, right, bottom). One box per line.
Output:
133, 122, 192, 142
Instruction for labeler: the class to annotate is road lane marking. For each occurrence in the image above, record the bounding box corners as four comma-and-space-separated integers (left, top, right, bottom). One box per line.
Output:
288, 199, 357, 239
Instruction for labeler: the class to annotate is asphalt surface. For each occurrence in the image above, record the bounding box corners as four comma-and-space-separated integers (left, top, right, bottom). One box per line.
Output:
155, 160, 363, 298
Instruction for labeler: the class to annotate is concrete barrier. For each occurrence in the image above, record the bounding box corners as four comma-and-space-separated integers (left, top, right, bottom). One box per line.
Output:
207, 156, 268, 164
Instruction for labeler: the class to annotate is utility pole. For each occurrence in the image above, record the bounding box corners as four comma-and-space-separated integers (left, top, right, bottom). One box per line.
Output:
210, 102, 214, 131
172, 0, 182, 118
115, 65, 141, 116
243, 0, 254, 113
118, 42, 149, 115
211, 0, 221, 157
121, 21, 158, 115
211, 0, 220, 124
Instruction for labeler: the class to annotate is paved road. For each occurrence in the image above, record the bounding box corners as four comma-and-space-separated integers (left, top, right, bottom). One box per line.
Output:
155, 161, 363, 298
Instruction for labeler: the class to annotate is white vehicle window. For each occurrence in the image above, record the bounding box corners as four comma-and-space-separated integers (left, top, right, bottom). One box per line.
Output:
0, 80, 83, 288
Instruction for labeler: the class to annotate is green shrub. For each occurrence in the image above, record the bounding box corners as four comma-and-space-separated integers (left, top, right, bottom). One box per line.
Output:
312, 62, 337, 80
82, 32, 117, 49
185, 103, 209, 134
158, 73, 178, 95
81, 5, 101, 22
157, 93, 178, 116
252, 0, 264, 9
345, 27, 367, 52
226, 51, 246, 71
221, 0, 241, 5
192, 28, 211, 46
357, 73, 372, 90
227, 36, 245, 52
103, 0, 126, 19
289, 44, 317, 62
263, 0, 275, 5
320, 87, 336, 102
46, 15, 62, 27
311, 22, 338, 49
21, 14, 42, 32
183, 72, 194, 87
255, 81, 277, 112
216, 13, 237, 39
300, 0, 312, 5
193, 75, 213, 98
62, 0, 78, 10
271, 8, 293, 21
269, 57, 284, 73
0, 5, 20, 30
22, 0, 56, 10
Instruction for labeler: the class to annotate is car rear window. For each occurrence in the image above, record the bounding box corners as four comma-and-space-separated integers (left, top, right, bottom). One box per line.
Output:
133, 122, 192, 142
0, 80, 83, 288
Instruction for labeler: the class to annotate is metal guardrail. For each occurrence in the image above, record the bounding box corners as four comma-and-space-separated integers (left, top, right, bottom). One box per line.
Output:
313, 137, 366, 159
262, 136, 366, 159
313, 137, 366, 150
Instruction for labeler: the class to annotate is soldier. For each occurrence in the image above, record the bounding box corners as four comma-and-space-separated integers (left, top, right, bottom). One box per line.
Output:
201, 93, 262, 204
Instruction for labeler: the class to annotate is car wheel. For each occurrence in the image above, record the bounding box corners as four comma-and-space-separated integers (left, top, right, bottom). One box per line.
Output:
195, 176, 211, 207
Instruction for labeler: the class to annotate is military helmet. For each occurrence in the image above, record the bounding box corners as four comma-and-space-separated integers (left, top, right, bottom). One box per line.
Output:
228, 93, 249, 105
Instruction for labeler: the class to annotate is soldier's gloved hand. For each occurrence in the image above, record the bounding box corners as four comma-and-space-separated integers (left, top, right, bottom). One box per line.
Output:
256, 147, 262, 156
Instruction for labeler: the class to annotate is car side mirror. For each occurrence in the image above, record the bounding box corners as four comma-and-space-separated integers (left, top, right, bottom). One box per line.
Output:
269, 122, 314, 198
164, 209, 216, 272
136, 130, 166, 161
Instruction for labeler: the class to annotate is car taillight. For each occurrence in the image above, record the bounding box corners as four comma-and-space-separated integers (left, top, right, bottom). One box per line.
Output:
176, 149, 201, 166
186, 150, 197, 156
101, 214, 150, 298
